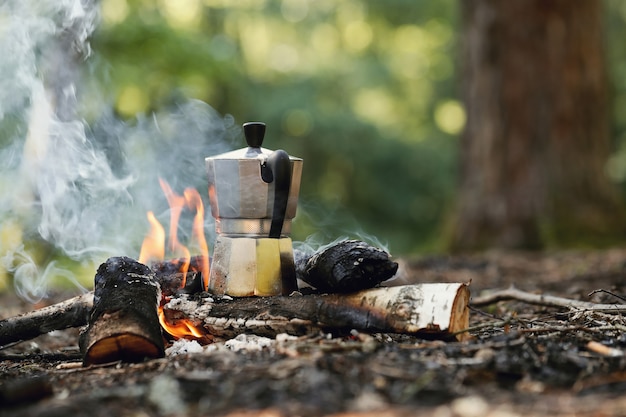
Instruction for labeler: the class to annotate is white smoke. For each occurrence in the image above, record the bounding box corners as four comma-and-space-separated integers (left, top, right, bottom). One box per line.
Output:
0, 0, 235, 302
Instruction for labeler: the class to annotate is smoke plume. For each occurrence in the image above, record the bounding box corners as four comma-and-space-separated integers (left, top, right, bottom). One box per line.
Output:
0, 0, 235, 301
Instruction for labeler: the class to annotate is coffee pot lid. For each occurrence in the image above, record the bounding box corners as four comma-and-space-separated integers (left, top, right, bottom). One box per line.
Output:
208, 122, 302, 161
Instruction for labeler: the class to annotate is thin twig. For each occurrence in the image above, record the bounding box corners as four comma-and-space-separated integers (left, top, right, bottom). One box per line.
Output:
451, 318, 512, 337
588, 289, 626, 303
471, 286, 626, 312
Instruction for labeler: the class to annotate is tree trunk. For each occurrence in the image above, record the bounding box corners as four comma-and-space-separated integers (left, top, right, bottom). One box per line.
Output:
453, 0, 626, 250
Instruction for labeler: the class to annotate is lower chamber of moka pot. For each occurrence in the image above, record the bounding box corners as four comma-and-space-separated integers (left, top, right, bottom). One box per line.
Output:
209, 235, 297, 297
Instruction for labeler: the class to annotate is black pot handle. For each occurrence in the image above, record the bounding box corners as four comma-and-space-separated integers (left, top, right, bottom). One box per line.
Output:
263, 150, 292, 238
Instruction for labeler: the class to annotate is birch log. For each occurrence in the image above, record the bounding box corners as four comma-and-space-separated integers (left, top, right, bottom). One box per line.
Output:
162, 283, 471, 341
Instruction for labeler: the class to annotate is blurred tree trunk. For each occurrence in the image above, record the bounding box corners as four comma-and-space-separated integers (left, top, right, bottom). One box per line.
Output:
452, 0, 626, 250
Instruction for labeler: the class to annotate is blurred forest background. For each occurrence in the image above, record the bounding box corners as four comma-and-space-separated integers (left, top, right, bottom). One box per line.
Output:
3, 0, 626, 295
91, 0, 463, 254
89, 0, 626, 254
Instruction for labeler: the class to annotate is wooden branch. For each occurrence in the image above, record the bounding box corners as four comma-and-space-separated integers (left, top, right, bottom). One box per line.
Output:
0, 292, 94, 348
471, 286, 626, 312
163, 283, 471, 341
78, 257, 164, 365
0, 268, 197, 349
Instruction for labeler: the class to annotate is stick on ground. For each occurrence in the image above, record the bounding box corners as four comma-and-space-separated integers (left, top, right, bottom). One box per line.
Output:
471, 286, 626, 312
0, 292, 94, 348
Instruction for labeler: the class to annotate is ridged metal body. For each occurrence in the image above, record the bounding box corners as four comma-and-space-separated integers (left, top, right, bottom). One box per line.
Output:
205, 146, 302, 236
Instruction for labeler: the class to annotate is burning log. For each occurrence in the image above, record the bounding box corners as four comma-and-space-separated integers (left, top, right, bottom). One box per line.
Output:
0, 282, 470, 346
0, 241, 466, 347
0, 267, 196, 349
78, 257, 165, 365
295, 240, 399, 293
150, 257, 205, 295
162, 283, 470, 341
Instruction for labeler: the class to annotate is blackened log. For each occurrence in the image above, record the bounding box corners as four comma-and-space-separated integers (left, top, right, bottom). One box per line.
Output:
0, 261, 202, 349
296, 240, 399, 293
0, 241, 399, 347
150, 256, 206, 295
78, 257, 164, 365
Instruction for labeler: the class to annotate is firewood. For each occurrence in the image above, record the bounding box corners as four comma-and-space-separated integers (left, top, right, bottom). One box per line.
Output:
0, 292, 94, 348
295, 240, 399, 293
0, 263, 201, 349
78, 257, 165, 365
0, 242, 451, 347
0, 282, 470, 346
162, 283, 471, 341
150, 261, 204, 295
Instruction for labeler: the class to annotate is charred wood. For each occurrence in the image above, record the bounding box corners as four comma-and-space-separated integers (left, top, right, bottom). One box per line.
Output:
78, 257, 165, 365
151, 257, 204, 296
0, 241, 435, 348
0, 241, 396, 347
295, 240, 399, 293
0, 264, 202, 349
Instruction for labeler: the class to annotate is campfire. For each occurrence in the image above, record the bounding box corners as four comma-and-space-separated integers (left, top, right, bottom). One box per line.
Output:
137, 179, 210, 340
0, 122, 471, 367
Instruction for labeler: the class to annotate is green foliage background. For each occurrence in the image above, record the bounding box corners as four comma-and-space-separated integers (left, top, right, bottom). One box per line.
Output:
3, 0, 626, 294
4, 0, 620, 263
91, 0, 461, 255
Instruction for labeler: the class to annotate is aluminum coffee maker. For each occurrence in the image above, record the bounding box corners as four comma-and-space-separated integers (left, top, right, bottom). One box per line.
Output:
205, 122, 302, 296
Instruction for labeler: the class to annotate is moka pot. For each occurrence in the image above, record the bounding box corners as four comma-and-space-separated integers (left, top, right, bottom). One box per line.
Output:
205, 122, 302, 296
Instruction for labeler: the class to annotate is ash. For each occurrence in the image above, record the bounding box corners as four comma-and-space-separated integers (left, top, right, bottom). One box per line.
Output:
165, 339, 204, 356
166, 333, 299, 356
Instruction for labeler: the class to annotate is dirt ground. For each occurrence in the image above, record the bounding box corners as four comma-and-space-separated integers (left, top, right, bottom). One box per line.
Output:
2, 249, 626, 416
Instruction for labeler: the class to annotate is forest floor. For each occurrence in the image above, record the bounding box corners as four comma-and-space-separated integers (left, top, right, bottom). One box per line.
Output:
2, 248, 626, 416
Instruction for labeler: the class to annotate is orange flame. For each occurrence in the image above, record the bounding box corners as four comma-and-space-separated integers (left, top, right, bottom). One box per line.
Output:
139, 179, 210, 340
158, 307, 205, 339
184, 188, 210, 290
138, 211, 165, 265
158, 179, 192, 286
